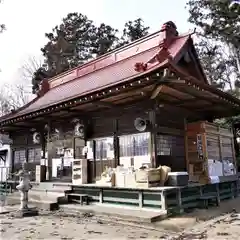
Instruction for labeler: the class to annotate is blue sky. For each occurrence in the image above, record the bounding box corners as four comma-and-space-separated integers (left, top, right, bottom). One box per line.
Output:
0, 0, 192, 85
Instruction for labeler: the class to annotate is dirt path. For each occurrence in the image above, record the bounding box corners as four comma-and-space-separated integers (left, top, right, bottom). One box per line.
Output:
0, 209, 176, 240
1, 199, 240, 240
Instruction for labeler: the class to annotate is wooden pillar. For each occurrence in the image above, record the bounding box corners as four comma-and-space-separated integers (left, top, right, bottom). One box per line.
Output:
202, 132, 209, 182
199, 185, 203, 196
11, 148, 14, 175
232, 123, 239, 159
217, 126, 224, 176
177, 188, 183, 213
231, 182, 235, 199
230, 126, 237, 175
184, 118, 189, 172
25, 132, 29, 163
113, 118, 119, 168
215, 183, 220, 205
40, 128, 46, 160
99, 188, 103, 203
46, 120, 51, 181
138, 190, 143, 208
160, 190, 167, 211
92, 140, 96, 182
149, 110, 157, 168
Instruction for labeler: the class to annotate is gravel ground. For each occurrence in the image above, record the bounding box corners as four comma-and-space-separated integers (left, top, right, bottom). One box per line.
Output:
0, 206, 240, 240
0, 207, 176, 240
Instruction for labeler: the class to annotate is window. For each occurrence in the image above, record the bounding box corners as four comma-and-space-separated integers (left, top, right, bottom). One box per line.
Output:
156, 135, 171, 156
14, 150, 26, 164
95, 140, 102, 160
86, 141, 94, 160
119, 132, 150, 157
206, 136, 220, 161
156, 134, 184, 157
119, 134, 134, 157
221, 137, 234, 162
28, 148, 41, 163
95, 137, 114, 160
74, 138, 85, 159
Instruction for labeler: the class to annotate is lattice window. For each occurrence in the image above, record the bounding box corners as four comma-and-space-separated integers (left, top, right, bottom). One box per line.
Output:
156, 135, 172, 156
221, 137, 234, 162
28, 148, 41, 163
14, 150, 26, 164
206, 135, 220, 161
119, 132, 150, 157
95, 137, 114, 160
156, 134, 184, 156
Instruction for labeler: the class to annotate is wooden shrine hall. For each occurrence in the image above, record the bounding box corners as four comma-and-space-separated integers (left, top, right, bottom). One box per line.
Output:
0, 21, 239, 190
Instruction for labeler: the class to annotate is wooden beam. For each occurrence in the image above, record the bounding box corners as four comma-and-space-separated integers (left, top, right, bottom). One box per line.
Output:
155, 99, 197, 118
1, 122, 41, 131
150, 85, 164, 99
167, 83, 223, 105
155, 126, 184, 136
67, 109, 79, 113
175, 99, 206, 107
87, 97, 153, 118
149, 84, 191, 105
4, 125, 30, 129
93, 101, 115, 108
192, 104, 237, 112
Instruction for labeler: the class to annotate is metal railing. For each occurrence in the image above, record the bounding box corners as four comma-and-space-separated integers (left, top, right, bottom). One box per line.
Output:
0, 167, 18, 195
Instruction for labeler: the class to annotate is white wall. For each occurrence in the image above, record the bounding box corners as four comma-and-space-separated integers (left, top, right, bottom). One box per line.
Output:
0, 144, 11, 181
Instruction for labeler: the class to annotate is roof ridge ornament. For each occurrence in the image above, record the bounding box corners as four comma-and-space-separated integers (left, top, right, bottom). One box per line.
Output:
160, 21, 178, 48
37, 80, 50, 97
134, 21, 177, 73
161, 21, 178, 35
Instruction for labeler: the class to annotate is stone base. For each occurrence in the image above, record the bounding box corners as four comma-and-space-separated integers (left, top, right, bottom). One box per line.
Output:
15, 208, 39, 217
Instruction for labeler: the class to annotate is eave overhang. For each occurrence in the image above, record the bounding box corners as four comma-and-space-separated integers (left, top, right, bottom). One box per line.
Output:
1, 63, 240, 131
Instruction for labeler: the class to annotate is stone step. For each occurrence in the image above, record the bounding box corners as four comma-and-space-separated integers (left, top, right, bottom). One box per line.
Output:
30, 188, 70, 194
4, 196, 59, 211
60, 203, 167, 223
31, 182, 71, 194
3, 191, 68, 211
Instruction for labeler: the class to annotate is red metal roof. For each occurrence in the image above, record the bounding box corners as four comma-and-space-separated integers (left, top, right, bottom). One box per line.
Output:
1, 24, 192, 121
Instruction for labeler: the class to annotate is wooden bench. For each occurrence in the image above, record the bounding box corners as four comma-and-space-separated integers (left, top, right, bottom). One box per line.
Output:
198, 194, 219, 209
67, 193, 90, 205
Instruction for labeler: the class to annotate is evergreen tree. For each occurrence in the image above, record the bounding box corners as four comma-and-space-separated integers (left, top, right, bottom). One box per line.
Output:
32, 14, 149, 94
187, 0, 240, 90
118, 18, 149, 46
187, 0, 240, 155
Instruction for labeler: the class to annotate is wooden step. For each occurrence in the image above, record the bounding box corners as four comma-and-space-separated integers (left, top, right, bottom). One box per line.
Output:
64, 190, 73, 194
66, 193, 90, 205
198, 194, 219, 209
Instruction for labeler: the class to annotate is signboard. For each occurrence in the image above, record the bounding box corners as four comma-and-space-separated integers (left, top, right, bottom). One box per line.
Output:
196, 134, 204, 160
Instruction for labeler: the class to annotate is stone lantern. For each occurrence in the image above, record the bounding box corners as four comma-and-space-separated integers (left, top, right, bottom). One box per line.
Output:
15, 163, 38, 217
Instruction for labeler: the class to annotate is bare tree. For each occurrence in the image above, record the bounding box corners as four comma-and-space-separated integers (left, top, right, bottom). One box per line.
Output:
20, 56, 43, 82
0, 79, 33, 117
0, 0, 5, 33
0, 56, 41, 116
